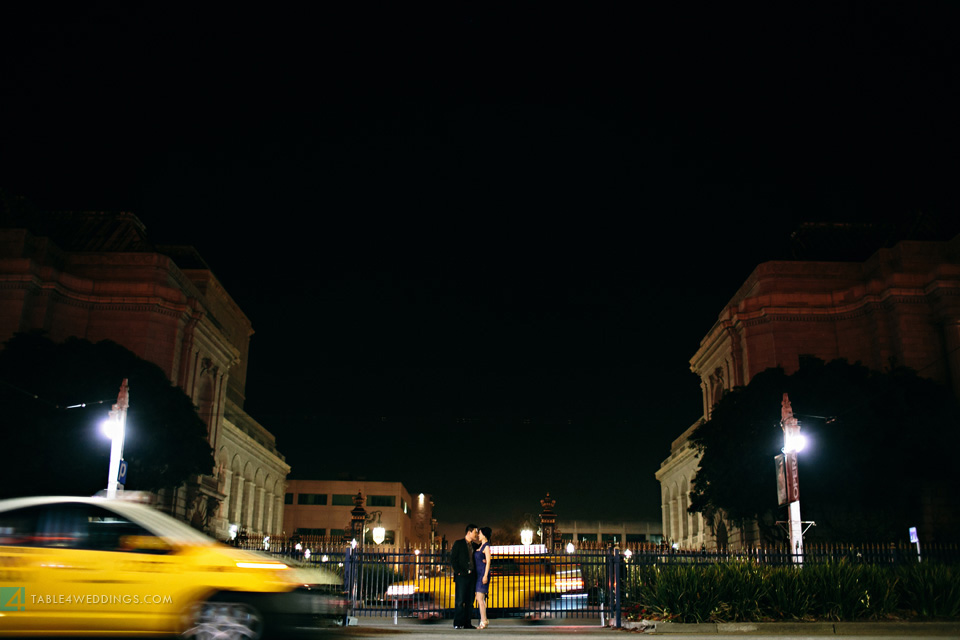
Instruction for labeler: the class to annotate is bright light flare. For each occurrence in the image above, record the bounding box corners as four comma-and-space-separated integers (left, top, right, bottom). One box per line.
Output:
783, 433, 808, 453
236, 561, 288, 570
555, 576, 584, 591
386, 584, 418, 596
101, 418, 121, 440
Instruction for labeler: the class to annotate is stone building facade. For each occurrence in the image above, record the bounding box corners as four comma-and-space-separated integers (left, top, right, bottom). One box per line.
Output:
657, 234, 960, 549
0, 211, 289, 539
283, 480, 435, 548
559, 519, 663, 545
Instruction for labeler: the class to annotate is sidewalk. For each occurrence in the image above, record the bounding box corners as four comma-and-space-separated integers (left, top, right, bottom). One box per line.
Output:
352, 616, 960, 636
622, 619, 960, 635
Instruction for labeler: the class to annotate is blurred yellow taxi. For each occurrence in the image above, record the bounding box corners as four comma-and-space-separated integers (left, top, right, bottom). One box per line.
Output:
0, 495, 345, 638
384, 544, 583, 615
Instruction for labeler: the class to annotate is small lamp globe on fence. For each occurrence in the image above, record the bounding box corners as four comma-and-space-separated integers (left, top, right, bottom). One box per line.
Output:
372, 512, 386, 545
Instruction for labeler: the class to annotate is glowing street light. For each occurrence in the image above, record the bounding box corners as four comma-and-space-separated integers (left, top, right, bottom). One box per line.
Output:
365, 510, 386, 545
101, 379, 129, 499
783, 432, 807, 454
373, 518, 386, 545
521, 529, 534, 546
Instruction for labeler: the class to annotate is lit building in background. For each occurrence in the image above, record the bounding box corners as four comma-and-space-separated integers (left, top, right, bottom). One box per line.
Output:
0, 212, 288, 539
283, 479, 435, 547
559, 519, 663, 546
658, 230, 960, 549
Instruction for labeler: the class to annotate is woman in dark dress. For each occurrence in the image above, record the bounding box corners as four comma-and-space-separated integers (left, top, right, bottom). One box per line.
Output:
474, 526, 493, 629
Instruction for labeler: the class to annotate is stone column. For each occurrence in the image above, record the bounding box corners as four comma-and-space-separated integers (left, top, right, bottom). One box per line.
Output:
245, 481, 256, 530
255, 487, 266, 534
700, 379, 709, 420
671, 496, 683, 542
661, 493, 671, 545
263, 491, 274, 534
275, 495, 285, 533
234, 476, 245, 525
222, 469, 233, 519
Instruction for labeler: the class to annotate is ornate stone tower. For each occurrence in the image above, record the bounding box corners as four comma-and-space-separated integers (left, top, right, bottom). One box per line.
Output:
539, 493, 560, 551
349, 491, 366, 544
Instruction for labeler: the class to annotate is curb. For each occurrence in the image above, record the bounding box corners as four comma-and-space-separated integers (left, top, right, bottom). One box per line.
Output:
619, 620, 960, 635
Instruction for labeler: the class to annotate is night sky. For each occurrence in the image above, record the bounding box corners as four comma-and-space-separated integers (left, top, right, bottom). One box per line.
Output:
1, 5, 957, 527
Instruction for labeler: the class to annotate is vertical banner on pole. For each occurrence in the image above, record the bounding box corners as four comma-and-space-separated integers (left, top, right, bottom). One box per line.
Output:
909, 527, 921, 562
775, 454, 787, 506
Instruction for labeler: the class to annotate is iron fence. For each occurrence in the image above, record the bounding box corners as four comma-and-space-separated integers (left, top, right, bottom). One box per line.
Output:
340, 545, 614, 621
614, 541, 960, 566
237, 539, 619, 622
233, 536, 959, 626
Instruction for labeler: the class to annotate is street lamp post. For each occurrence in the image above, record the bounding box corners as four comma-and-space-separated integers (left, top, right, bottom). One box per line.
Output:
102, 379, 129, 499
779, 393, 806, 563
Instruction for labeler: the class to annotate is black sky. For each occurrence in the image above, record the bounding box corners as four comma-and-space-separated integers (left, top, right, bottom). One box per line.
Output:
1, 4, 958, 527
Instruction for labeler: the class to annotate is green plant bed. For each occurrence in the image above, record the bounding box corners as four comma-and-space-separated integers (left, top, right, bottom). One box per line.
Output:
621, 561, 960, 623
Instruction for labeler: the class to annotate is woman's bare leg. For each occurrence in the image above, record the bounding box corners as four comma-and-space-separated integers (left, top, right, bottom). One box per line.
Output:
477, 593, 487, 625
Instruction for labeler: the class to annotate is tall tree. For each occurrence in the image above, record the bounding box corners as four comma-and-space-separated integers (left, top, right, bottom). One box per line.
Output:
0, 332, 214, 498
689, 359, 960, 543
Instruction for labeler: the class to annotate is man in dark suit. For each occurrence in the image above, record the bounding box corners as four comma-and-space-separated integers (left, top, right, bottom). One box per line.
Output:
450, 524, 479, 629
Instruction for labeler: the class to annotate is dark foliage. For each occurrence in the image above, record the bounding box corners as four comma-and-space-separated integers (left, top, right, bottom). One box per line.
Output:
689, 359, 960, 543
0, 332, 214, 497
